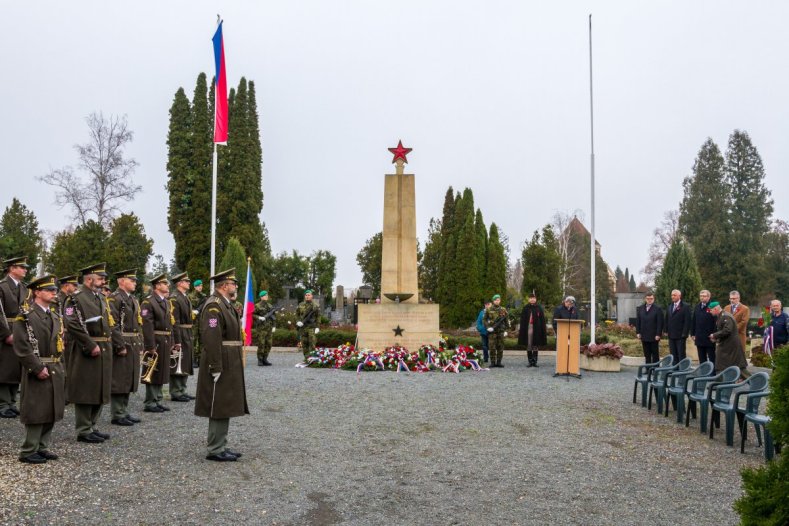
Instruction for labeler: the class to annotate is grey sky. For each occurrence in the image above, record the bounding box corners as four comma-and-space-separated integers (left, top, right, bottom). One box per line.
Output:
2, 1, 787, 290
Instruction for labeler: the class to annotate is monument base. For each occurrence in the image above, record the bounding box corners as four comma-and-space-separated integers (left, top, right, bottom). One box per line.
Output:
357, 303, 439, 351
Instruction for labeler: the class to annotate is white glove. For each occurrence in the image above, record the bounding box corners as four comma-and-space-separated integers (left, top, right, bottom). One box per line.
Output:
487, 327, 494, 333
257, 316, 265, 321
503, 332, 508, 338
296, 321, 304, 328
314, 328, 320, 335
192, 310, 199, 316
212, 372, 221, 383
272, 327, 276, 333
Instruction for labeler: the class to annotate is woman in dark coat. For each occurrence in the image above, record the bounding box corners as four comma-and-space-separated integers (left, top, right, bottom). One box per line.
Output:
709, 302, 749, 378
519, 292, 547, 367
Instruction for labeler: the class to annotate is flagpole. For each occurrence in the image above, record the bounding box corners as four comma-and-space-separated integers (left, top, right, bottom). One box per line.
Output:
210, 142, 218, 292
588, 14, 597, 345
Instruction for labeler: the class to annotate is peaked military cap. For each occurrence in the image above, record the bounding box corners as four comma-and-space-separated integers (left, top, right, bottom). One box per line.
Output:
3, 256, 29, 269
59, 274, 79, 285
149, 273, 169, 286
114, 268, 138, 280
210, 268, 237, 284
28, 274, 58, 291
171, 272, 190, 283
80, 262, 108, 277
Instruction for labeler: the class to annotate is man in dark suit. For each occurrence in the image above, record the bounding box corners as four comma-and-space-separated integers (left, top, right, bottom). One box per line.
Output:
635, 292, 663, 363
691, 289, 717, 364
665, 289, 692, 362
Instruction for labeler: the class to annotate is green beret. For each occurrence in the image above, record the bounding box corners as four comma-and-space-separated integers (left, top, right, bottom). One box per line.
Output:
259, 290, 268, 298
492, 294, 501, 301
304, 289, 314, 295
708, 301, 720, 309
193, 280, 203, 287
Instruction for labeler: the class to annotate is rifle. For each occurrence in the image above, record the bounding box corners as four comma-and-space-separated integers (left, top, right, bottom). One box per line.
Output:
490, 311, 509, 332
257, 306, 283, 324
299, 305, 319, 327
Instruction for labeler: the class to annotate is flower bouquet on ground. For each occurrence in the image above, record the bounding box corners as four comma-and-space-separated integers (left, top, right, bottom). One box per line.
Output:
382, 346, 430, 372
418, 344, 440, 370
580, 342, 624, 359
340, 348, 385, 373
438, 345, 486, 372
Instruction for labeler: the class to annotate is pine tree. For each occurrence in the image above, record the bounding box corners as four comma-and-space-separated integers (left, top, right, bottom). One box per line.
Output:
521, 225, 562, 309
654, 239, 703, 308
356, 232, 383, 297
166, 88, 193, 274
679, 138, 730, 301
0, 198, 43, 270
485, 223, 507, 302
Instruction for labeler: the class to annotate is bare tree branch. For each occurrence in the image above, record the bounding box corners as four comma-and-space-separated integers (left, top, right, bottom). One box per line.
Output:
552, 210, 584, 296
641, 209, 679, 287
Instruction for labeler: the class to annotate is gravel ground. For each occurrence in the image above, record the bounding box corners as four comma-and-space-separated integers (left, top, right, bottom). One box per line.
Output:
0, 350, 765, 525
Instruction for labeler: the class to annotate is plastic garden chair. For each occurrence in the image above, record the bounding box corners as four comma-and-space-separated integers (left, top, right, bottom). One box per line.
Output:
665, 361, 714, 423
648, 358, 691, 414
633, 355, 673, 407
739, 391, 776, 460
709, 372, 770, 446
684, 365, 740, 433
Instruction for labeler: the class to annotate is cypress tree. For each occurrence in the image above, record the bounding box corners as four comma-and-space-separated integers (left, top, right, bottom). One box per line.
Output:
166, 88, 193, 273
187, 73, 214, 281
436, 189, 460, 322
654, 239, 703, 308
418, 218, 442, 302
356, 232, 383, 297
446, 191, 481, 328
485, 223, 507, 302
219, 237, 251, 295
629, 274, 637, 292
475, 208, 488, 293
521, 225, 562, 309
0, 198, 43, 270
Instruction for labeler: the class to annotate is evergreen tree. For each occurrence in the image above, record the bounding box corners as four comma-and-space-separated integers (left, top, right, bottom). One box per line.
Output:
418, 219, 442, 302
306, 250, 336, 302
268, 250, 309, 301
654, 239, 703, 308
520, 225, 562, 309
724, 130, 773, 302
0, 198, 43, 270
629, 274, 637, 292
679, 138, 730, 300
47, 221, 109, 277
219, 237, 252, 296
189, 73, 214, 280
436, 187, 458, 312
356, 232, 383, 297
446, 193, 481, 327
475, 208, 488, 292
166, 88, 193, 274
485, 223, 507, 302
105, 214, 154, 288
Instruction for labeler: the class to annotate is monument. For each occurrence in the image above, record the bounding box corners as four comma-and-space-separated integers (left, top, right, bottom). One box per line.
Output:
357, 141, 440, 350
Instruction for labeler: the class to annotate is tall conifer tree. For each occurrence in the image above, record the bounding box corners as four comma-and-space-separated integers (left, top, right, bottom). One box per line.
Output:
166, 88, 193, 273
485, 223, 507, 302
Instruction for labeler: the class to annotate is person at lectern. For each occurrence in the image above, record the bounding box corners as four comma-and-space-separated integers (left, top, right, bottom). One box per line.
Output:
552, 296, 578, 332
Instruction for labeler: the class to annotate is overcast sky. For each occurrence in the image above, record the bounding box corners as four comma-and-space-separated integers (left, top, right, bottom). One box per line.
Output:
2, 1, 787, 290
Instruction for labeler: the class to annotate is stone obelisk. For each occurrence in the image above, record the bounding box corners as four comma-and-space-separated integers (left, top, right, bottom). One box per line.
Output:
357, 141, 439, 351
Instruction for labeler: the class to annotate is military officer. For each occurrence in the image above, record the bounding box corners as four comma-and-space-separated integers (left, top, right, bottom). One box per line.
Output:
63, 263, 123, 443
295, 289, 321, 361
194, 268, 248, 461
0, 256, 30, 419
13, 275, 66, 463
253, 290, 276, 366
107, 269, 143, 426
55, 275, 78, 373
140, 274, 178, 413
169, 272, 195, 402
189, 279, 207, 368
484, 294, 510, 368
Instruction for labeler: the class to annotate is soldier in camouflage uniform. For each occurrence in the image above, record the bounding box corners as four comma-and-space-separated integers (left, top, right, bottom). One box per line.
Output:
484, 294, 510, 368
295, 289, 321, 361
188, 279, 207, 368
253, 290, 276, 366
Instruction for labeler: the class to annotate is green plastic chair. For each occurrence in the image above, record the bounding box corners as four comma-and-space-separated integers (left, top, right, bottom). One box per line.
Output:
685, 365, 740, 433
633, 355, 673, 407
665, 361, 714, 423
710, 372, 770, 447
648, 358, 691, 414
739, 392, 776, 461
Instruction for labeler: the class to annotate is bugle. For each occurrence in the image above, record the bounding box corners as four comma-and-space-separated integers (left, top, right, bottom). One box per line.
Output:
141, 350, 158, 384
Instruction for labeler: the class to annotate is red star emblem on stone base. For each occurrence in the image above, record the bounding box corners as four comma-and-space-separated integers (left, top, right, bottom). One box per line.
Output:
388, 140, 412, 164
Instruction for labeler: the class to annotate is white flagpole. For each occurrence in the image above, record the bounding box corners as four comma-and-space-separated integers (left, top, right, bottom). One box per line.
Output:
588, 14, 597, 345
210, 142, 218, 293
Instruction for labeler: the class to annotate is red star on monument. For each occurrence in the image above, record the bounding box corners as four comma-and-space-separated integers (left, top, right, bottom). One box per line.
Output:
388, 140, 412, 164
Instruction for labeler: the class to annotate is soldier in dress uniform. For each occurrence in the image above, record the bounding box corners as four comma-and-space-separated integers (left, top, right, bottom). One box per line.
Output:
0, 256, 30, 419
107, 269, 144, 426
484, 294, 510, 368
140, 274, 178, 413
55, 275, 78, 376
295, 289, 321, 361
63, 263, 123, 443
13, 275, 66, 463
169, 272, 195, 402
189, 279, 207, 368
253, 290, 276, 366
194, 268, 248, 461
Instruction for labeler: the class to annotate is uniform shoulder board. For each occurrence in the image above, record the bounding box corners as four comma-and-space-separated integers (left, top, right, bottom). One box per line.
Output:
206, 306, 221, 313
72, 289, 82, 296
204, 296, 220, 306
107, 296, 116, 303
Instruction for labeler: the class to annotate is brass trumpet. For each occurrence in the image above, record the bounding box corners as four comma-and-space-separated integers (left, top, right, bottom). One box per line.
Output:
141, 350, 159, 384
170, 344, 184, 376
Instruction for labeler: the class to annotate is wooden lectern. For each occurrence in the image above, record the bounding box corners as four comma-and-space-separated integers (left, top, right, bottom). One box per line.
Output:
554, 319, 584, 379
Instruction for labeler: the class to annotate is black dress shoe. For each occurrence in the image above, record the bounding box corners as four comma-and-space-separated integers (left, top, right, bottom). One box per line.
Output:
193, 360, 200, 369
144, 406, 165, 413
257, 358, 265, 366
125, 415, 142, 423
37, 450, 59, 460
91, 430, 110, 440
262, 360, 272, 366
9, 407, 20, 415
157, 404, 171, 411
0, 408, 18, 418
186, 394, 195, 400
170, 395, 191, 402
224, 449, 242, 458
206, 451, 238, 462
498, 363, 505, 368
111, 418, 134, 426
19, 453, 47, 464
77, 433, 104, 443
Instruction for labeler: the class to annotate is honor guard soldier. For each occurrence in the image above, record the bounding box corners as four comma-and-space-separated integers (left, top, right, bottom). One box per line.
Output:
63, 263, 123, 443
195, 268, 248, 461
484, 294, 510, 368
169, 272, 195, 402
56, 275, 78, 369
140, 274, 178, 413
189, 279, 207, 368
295, 289, 321, 361
107, 269, 144, 426
13, 275, 66, 463
0, 256, 30, 419
253, 290, 276, 366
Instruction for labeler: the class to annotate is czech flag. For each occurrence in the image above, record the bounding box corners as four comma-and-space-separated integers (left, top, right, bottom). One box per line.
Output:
241, 260, 255, 345
212, 20, 229, 144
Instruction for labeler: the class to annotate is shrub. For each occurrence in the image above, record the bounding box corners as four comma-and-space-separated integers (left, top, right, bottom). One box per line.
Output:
580, 343, 624, 359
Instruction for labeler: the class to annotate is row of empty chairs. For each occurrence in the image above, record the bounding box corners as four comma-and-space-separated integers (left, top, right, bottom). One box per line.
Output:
632, 356, 777, 460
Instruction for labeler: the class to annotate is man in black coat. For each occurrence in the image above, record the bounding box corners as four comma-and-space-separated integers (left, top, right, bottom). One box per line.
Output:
635, 292, 663, 363
552, 296, 579, 331
690, 289, 717, 364
665, 289, 691, 362
518, 292, 547, 367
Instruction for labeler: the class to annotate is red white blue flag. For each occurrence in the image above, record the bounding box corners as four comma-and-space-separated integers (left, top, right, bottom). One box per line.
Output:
241, 260, 255, 345
212, 20, 229, 144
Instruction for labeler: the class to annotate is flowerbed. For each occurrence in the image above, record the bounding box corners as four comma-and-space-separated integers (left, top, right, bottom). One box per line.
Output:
299, 344, 487, 373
